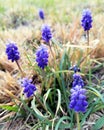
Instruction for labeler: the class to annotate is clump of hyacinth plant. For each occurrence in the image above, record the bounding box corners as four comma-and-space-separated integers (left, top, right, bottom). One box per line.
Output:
36, 44, 49, 70
5, 41, 24, 75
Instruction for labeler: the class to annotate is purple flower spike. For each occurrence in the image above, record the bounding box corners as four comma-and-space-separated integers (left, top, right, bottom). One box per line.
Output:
81, 9, 93, 31
6, 41, 20, 62
39, 9, 45, 20
21, 78, 36, 98
41, 25, 52, 43
72, 73, 84, 88
36, 45, 49, 69
69, 85, 88, 113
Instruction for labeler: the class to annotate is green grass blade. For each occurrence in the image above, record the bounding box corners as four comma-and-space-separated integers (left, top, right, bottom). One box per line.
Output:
55, 116, 71, 130
92, 115, 104, 130
87, 86, 104, 103
55, 89, 61, 115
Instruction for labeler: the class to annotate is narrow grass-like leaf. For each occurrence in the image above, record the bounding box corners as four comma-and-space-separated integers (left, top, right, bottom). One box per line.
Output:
81, 106, 94, 125
45, 125, 49, 130
55, 89, 61, 115
31, 97, 50, 120
0, 105, 19, 112
44, 88, 53, 106
87, 86, 104, 103
59, 49, 72, 121
92, 116, 104, 130
55, 116, 71, 130
92, 103, 104, 113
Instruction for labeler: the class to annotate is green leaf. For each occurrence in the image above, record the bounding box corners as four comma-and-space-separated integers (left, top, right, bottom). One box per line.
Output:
55, 89, 61, 115
44, 88, 53, 106
45, 125, 49, 130
44, 88, 61, 117
31, 97, 50, 120
0, 105, 19, 112
92, 116, 104, 130
59, 49, 72, 118
81, 106, 93, 125
93, 104, 104, 113
87, 86, 104, 103
55, 116, 71, 130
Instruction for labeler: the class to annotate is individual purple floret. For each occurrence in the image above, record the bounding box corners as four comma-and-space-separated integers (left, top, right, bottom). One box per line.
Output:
72, 73, 84, 88
36, 45, 49, 69
21, 78, 36, 98
6, 41, 20, 62
81, 9, 93, 31
69, 85, 88, 113
39, 9, 45, 20
41, 25, 52, 43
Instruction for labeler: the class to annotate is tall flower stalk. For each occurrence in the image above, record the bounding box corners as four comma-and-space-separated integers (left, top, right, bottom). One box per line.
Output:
81, 9, 93, 83
76, 112, 80, 130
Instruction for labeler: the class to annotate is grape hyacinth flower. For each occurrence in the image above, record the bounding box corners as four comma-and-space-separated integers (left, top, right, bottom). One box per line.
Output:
6, 41, 20, 62
21, 78, 36, 98
36, 45, 49, 69
81, 9, 92, 31
39, 9, 45, 20
41, 25, 52, 43
73, 73, 84, 88
69, 85, 88, 113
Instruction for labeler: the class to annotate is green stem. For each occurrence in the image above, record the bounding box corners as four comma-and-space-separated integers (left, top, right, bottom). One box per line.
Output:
86, 30, 89, 56
76, 112, 80, 130
87, 30, 91, 84
87, 30, 89, 46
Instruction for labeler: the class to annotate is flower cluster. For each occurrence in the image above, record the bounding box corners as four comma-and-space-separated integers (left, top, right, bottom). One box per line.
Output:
21, 78, 36, 98
72, 73, 84, 88
6, 42, 20, 62
39, 9, 44, 20
81, 9, 92, 31
69, 85, 88, 112
36, 45, 49, 69
41, 25, 52, 43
